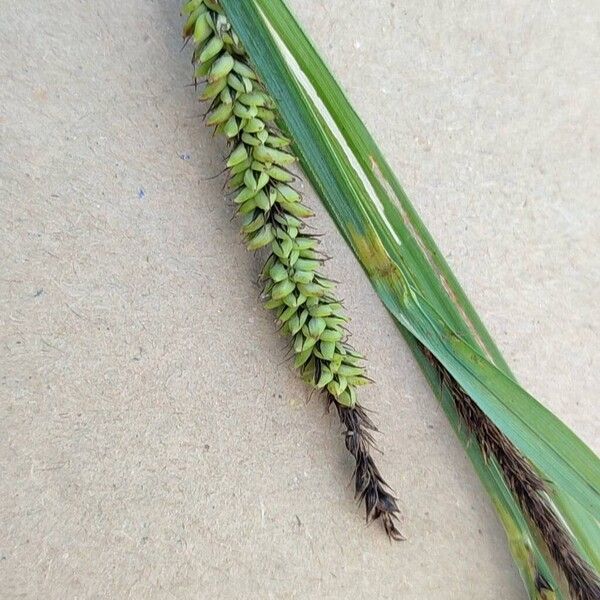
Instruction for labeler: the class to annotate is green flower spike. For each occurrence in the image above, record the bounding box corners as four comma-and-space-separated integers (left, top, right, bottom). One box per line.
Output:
182, 0, 403, 540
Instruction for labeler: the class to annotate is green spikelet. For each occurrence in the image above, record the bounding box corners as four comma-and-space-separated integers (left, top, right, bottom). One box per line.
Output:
182, 0, 402, 540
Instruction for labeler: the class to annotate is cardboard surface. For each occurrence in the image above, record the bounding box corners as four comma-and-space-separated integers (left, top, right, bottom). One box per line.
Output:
1, 1, 598, 598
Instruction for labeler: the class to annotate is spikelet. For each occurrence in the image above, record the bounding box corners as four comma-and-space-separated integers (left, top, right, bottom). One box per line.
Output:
182, 0, 402, 539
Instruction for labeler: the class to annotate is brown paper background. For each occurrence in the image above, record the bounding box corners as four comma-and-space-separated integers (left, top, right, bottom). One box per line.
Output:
1, 1, 598, 598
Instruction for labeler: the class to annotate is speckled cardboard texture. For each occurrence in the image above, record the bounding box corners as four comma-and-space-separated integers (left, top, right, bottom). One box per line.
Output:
1, 1, 598, 598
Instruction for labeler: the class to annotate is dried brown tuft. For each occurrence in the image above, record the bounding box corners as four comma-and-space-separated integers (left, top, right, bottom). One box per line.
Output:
420, 344, 600, 600
329, 394, 404, 541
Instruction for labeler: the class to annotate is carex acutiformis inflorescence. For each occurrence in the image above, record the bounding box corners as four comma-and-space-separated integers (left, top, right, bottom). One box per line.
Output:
182, 0, 402, 540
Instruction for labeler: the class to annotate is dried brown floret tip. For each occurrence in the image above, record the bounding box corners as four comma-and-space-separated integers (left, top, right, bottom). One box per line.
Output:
330, 396, 404, 541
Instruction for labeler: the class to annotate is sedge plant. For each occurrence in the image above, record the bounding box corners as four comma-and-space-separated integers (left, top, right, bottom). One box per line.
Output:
179, 1, 600, 598
182, 0, 402, 540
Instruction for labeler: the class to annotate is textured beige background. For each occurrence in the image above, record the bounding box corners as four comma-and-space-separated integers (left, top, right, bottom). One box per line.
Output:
1, 1, 598, 598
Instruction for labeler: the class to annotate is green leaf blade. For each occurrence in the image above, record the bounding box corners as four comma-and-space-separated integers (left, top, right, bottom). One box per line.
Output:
220, 0, 600, 591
